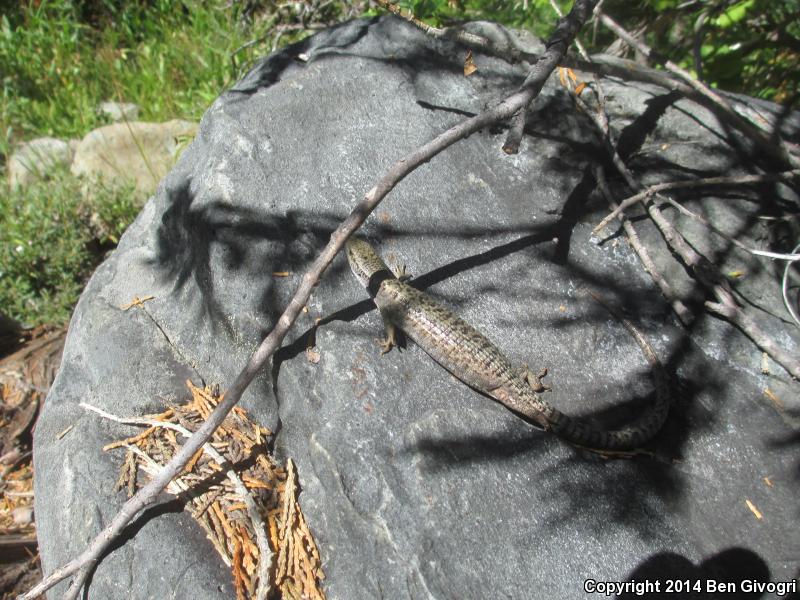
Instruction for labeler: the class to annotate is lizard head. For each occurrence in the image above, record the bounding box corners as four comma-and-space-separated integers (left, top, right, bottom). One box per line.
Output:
345, 237, 392, 290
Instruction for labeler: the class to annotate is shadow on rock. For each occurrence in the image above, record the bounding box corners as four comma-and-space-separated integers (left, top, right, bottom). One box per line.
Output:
616, 548, 773, 599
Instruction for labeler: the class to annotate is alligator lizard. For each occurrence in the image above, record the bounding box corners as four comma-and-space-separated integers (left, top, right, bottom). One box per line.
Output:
345, 237, 670, 450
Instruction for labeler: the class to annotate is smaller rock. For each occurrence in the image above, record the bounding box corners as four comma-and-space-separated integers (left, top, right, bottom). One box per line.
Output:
7, 137, 74, 188
97, 101, 140, 122
71, 120, 198, 197
12, 506, 33, 526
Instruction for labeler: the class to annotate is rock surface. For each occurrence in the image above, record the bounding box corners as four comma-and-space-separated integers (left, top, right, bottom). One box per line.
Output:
7, 137, 74, 188
70, 119, 197, 196
35, 16, 800, 599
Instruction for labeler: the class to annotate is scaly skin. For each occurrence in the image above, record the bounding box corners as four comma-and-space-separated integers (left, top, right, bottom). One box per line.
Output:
345, 237, 670, 450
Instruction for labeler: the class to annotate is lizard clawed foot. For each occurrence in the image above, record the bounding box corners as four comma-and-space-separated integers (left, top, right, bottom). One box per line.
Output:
377, 337, 394, 354
519, 365, 551, 393
395, 263, 412, 282
377, 324, 399, 355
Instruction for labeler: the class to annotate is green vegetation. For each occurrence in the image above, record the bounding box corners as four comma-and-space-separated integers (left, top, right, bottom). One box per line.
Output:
0, 168, 139, 325
0, 0, 335, 326
1, 0, 796, 327
387, 0, 799, 104
1, 1, 266, 145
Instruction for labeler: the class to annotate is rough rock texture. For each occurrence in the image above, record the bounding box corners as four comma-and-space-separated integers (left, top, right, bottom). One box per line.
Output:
70, 119, 197, 196
35, 17, 799, 599
7, 137, 74, 188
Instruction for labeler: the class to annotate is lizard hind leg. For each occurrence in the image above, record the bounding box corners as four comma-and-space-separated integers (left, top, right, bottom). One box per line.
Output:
488, 385, 551, 429
518, 364, 551, 393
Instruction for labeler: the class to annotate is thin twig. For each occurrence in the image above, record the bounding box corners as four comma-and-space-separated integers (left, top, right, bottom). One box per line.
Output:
646, 199, 800, 379
502, 109, 527, 154
593, 171, 800, 233
374, 0, 735, 111
662, 197, 800, 261
566, 46, 693, 325
569, 25, 799, 378
548, 0, 590, 60
19, 2, 598, 597
782, 243, 800, 328
705, 282, 800, 377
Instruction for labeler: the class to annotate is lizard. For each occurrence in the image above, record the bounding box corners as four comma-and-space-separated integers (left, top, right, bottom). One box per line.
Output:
345, 237, 671, 451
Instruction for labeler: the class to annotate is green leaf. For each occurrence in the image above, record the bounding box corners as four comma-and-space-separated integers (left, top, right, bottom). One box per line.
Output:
713, 0, 755, 28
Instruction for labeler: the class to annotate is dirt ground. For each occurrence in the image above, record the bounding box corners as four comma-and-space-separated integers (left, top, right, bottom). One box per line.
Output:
1, 321, 65, 600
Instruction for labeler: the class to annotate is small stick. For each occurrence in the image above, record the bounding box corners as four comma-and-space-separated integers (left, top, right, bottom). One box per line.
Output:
782, 243, 800, 327
662, 197, 800, 261
568, 32, 799, 378
594, 166, 693, 324
502, 109, 527, 154
647, 200, 800, 379
563, 39, 693, 325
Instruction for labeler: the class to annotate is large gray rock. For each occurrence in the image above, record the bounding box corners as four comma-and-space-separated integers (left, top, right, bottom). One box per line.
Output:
35, 16, 799, 599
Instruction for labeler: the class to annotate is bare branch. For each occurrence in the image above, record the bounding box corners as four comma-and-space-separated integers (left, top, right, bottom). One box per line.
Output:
706, 284, 800, 377
593, 171, 800, 234
568, 30, 800, 379
594, 166, 694, 325
567, 48, 693, 325
502, 109, 527, 154
662, 197, 800, 261
549, 0, 590, 61
19, 2, 599, 597
646, 200, 800, 379
782, 243, 800, 328
374, 0, 748, 120
80, 403, 273, 600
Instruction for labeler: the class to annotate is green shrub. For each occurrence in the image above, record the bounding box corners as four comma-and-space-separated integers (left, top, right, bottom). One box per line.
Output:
0, 0, 268, 150
0, 0, 273, 326
0, 169, 141, 326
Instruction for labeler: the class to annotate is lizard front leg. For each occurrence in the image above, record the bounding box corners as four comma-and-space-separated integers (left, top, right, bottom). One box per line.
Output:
394, 263, 411, 283
377, 316, 399, 355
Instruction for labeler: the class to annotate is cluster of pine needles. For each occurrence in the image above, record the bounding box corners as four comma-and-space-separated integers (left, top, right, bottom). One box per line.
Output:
89, 381, 324, 600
